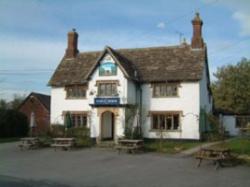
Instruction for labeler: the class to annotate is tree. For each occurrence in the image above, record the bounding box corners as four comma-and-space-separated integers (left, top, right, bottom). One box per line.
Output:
212, 58, 250, 113
10, 94, 26, 109
0, 109, 29, 138
0, 99, 7, 110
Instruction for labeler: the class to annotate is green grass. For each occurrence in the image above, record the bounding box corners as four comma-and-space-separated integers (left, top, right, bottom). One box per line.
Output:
0, 137, 20, 144
144, 141, 202, 154
213, 138, 250, 156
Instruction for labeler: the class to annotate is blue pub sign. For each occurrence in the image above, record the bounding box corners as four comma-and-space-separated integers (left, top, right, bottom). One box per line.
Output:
94, 98, 120, 106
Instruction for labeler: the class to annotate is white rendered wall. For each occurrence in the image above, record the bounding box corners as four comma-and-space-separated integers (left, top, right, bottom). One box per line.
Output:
222, 115, 238, 136
50, 54, 128, 139
141, 82, 201, 140
50, 87, 90, 125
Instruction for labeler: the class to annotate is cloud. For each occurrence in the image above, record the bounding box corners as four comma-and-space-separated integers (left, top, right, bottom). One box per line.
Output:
157, 22, 166, 29
232, 11, 250, 36
202, 0, 250, 36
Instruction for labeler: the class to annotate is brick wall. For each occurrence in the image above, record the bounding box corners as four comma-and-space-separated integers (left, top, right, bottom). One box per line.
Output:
19, 97, 50, 135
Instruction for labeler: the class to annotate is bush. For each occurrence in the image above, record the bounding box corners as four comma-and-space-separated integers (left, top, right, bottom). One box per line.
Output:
50, 125, 65, 137
0, 109, 29, 138
66, 127, 92, 147
124, 126, 142, 140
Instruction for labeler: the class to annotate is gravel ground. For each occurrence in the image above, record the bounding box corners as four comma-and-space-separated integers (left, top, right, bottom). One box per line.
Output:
0, 142, 250, 187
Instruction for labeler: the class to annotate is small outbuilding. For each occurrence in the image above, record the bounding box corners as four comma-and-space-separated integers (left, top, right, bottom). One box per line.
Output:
218, 110, 250, 136
18, 92, 50, 135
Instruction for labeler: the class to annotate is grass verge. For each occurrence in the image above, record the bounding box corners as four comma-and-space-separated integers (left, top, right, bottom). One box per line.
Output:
144, 140, 202, 154
212, 138, 250, 156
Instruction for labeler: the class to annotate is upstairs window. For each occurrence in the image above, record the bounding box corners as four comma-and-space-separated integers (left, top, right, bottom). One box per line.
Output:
98, 82, 117, 97
152, 83, 178, 97
66, 85, 87, 99
151, 112, 181, 131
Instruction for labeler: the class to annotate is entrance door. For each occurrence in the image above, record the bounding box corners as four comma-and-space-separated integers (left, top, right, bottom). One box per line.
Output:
101, 112, 114, 140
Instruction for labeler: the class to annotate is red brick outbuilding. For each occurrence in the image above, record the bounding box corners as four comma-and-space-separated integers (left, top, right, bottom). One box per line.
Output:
18, 92, 50, 135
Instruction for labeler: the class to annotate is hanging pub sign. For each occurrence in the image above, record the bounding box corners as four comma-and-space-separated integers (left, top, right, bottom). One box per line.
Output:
94, 98, 120, 106
99, 59, 117, 76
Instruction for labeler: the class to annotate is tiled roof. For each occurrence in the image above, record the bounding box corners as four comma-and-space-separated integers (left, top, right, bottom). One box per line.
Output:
48, 44, 206, 86
19, 92, 51, 111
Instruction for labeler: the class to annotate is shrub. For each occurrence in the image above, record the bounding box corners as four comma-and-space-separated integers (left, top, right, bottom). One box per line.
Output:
0, 109, 29, 138
124, 126, 133, 139
124, 126, 142, 140
50, 124, 65, 137
67, 127, 92, 147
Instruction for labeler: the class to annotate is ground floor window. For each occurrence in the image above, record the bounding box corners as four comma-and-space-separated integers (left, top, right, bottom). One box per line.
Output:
64, 112, 88, 127
151, 112, 181, 130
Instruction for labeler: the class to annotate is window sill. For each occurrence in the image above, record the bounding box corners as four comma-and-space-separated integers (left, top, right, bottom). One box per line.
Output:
152, 96, 179, 98
96, 96, 119, 98
65, 97, 87, 100
149, 129, 181, 133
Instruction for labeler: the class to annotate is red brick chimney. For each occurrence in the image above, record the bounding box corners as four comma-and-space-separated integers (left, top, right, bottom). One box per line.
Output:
191, 12, 204, 49
65, 28, 79, 58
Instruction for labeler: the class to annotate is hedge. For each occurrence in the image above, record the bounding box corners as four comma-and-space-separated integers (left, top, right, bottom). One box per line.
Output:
0, 109, 29, 138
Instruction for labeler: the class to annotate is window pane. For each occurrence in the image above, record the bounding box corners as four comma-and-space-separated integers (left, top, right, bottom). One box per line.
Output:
76, 115, 81, 127
71, 114, 76, 127
99, 84, 106, 96
154, 85, 160, 97
160, 85, 166, 96
166, 116, 172, 130
106, 84, 112, 96
159, 115, 165, 129
111, 84, 117, 96
173, 114, 179, 130
83, 116, 87, 127
152, 115, 158, 129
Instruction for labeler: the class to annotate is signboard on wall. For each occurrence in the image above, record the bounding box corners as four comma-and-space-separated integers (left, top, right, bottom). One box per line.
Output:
94, 98, 120, 106
99, 58, 117, 76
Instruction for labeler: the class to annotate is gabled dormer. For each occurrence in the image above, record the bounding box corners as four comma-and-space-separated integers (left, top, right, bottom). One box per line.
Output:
87, 47, 138, 106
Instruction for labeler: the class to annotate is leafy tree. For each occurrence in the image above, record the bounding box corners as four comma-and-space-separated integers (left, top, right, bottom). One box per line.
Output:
10, 94, 26, 109
0, 109, 29, 138
212, 58, 250, 113
0, 99, 7, 110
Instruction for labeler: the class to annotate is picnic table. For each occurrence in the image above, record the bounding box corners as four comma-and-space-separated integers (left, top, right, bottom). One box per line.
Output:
196, 147, 235, 169
18, 137, 40, 150
51, 138, 76, 151
115, 139, 144, 154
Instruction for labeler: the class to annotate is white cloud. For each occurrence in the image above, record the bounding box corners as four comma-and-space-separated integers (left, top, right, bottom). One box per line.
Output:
232, 11, 250, 36
157, 22, 166, 29
202, 0, 250, 36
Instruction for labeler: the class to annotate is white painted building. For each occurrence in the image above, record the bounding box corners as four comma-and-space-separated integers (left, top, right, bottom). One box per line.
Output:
49, 13, 212, 142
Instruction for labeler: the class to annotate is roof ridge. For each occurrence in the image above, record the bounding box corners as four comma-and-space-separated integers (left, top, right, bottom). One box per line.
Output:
78, 44, 192, 55
115, 44, 191, 51
31, 92, 50, 97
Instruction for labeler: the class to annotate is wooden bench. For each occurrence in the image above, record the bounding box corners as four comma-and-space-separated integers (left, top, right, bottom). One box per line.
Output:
51, 138, 75, 151
196, 148, 234, 170
115, 139, 144, 154
18, 137, 40, 150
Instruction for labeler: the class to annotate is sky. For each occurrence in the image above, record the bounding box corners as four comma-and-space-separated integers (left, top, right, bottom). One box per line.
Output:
0, 0, 250, 100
